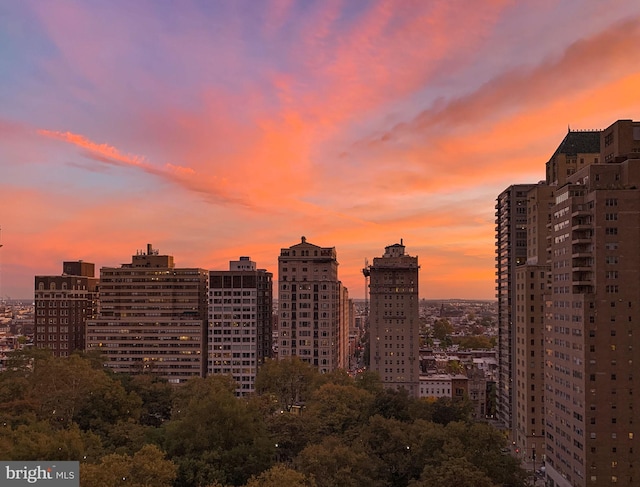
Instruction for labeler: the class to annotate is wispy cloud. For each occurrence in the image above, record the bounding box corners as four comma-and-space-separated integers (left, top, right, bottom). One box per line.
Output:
37, 129, 254, 207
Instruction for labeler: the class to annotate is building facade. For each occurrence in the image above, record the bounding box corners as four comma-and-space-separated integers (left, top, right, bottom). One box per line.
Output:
86, 244, 208, 383
277, 237, 346, 373
34, 261, 98, 357
208, 256, 273, 396
496, 184, 536, 437
544, 120, 640, 487
368, 241, 420, 396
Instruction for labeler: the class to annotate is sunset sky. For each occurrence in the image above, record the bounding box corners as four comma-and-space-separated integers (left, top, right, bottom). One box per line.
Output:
1, 0, 640, 300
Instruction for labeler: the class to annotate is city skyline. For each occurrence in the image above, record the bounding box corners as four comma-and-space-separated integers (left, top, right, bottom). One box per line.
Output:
1, 1, 640, 300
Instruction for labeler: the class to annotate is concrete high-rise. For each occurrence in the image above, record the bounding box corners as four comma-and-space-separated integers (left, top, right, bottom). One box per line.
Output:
34, 261, 98, 356
277, 236, 347, 373
208, 256, 273, 396
86, 244, 208, 383
495, 184, 536, 436
368, 241, 420, 396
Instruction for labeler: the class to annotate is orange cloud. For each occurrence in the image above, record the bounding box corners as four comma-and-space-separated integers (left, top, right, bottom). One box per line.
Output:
37, 129, 255, 208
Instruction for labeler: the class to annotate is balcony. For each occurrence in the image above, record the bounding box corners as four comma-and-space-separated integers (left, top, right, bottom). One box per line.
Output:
572, 270, 592, 286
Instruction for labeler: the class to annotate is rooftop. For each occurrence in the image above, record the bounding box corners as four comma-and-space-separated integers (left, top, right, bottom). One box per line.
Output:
550, 130, 600, 159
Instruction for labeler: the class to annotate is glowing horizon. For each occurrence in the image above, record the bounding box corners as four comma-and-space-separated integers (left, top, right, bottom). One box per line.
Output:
1, 1, 640, 299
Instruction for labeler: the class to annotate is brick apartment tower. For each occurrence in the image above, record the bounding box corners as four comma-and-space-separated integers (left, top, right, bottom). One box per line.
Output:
512, 130, 601, 464
208, 256, 273, 396
277, 237, 348, 372
368, 241, 420, 397
543, 120, 640, 487
86, 244, 208, 383
34, 261, 98, 356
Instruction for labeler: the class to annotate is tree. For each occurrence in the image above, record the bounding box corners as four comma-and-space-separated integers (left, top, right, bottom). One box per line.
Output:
354, 370, 383, 395
0, 352, 141, 433
432, 319, 454, 341
123, 374, 173, 427
0, 421, 102, 461
444, 360, 464, 375
425, 397, 472, 426
243, 464, 315, 487
267, 412, 309, 464
443, 421, 527, 486
255, 358, 318, 411
453, 335, 493, 350
303, 384, 373, 442
81, 444, 177, 487
164, 375, 274, 486
354, 416, 424, 487
369, 387, 412, 422
294, 436, 381, 487
410, 456, 496, 487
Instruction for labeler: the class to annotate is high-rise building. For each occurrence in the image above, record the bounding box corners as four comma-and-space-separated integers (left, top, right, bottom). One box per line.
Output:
501, 120, 640, 486
277, 236, 346, 372
510, 131, 601, 462
495, 184, 536, 435
86, 244, 208, 383
368, 241, 420, 396
543, 120, 640, 487
34, 261, 98, 357
208, 256, 273, 396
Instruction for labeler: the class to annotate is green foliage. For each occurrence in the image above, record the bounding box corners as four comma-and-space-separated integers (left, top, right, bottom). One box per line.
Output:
243, 464, 315, 487
452, 335, 494, 350
164, 375, 274, 486
354, 416, 424, 487
122, 374, 174, 426
81, 444, 177, 487
0, 421, 103, 461
268, 412, 309, 464
354, 369, 383, 394
294, 436, 380, 487
303, 383, 373, 442
444, 360, 464, 374
431, 397, 473, 425
410, 456, 496, 487
254, 357, 318, 411
432, 318, 454, 341
0, 352, 525, 487
368, 388, 412, 422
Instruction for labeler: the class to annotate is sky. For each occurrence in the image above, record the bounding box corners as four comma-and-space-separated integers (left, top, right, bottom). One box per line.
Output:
1, 0, 640, 300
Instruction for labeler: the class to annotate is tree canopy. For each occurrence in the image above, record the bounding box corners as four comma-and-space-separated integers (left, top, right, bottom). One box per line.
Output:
0, 351, 526, 487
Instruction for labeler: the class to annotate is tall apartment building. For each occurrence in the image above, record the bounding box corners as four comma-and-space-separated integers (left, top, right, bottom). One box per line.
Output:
208, 256, 273, 396
513, 132, 601, 464
496, 184, 536, 436
502, 130, 601, 457
86, 244, 208, 383
277, 236, 346, 373
544, 120, 640, 487
34, 261, 98, 357
368, 241, 420, 396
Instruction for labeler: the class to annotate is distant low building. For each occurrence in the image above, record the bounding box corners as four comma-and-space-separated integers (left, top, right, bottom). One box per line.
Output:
419, 373, 468, 400
34, 261, 98, 357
